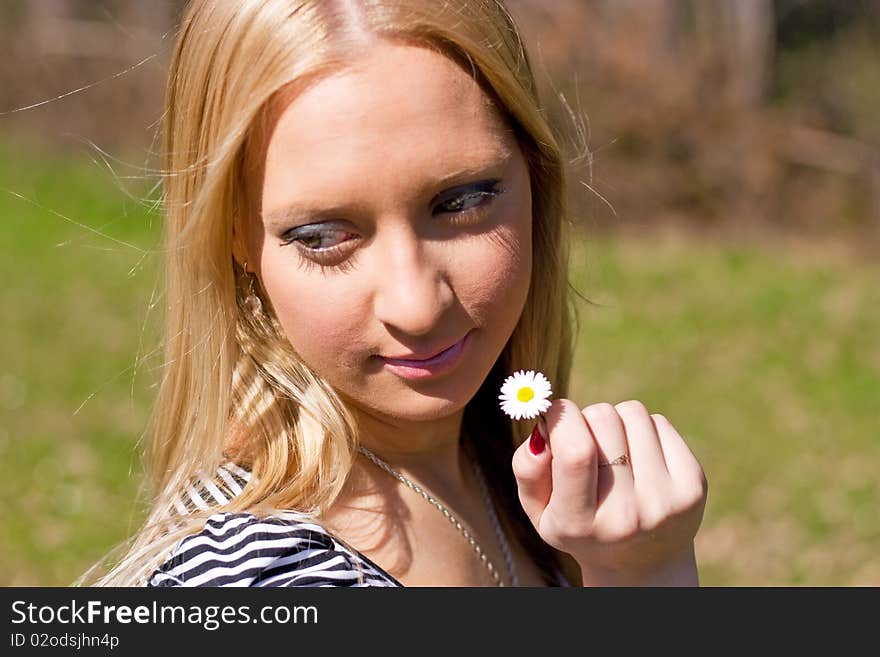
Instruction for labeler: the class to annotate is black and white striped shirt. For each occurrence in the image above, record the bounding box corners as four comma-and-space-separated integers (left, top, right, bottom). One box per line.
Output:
148, 463, 400, 587
147, 462, 570, 587
148, 510, 402, 587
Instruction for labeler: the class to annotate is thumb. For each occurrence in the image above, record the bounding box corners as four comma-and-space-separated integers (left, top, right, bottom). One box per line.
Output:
511, 416, 552, 528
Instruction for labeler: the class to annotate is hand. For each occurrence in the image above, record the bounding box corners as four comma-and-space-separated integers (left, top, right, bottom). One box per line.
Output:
511, 399, 708, 586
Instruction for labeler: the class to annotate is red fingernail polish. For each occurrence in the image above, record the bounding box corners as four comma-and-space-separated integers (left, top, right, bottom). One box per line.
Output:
529, 425, 545, 455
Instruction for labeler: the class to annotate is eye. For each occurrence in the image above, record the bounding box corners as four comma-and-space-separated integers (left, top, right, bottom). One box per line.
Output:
280, 225, 357, 273
434, 179, 505, 217
278, 178, 506, 275
281, 226, 353, 251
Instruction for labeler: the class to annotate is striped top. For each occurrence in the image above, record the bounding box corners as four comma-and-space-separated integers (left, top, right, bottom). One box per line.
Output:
147, 462, 570, 587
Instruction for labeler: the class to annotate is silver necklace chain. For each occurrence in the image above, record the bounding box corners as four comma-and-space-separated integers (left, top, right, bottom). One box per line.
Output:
357, 445, 519, 587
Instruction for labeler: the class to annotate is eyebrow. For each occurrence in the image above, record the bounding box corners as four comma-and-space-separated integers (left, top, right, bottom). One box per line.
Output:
262, 151, 512, 228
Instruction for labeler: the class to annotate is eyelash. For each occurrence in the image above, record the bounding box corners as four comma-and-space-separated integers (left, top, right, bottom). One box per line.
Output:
282, 180, 506, 273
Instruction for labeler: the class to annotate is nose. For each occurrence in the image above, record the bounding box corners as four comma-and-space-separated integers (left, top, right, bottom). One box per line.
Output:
371, 226, 454, 337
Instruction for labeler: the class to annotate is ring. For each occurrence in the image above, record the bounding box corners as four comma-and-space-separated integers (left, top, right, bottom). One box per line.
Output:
598, 453, 629, 467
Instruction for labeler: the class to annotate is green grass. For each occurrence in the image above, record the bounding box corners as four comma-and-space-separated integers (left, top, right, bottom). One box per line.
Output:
570, 229, 880, 585
1, 137, 878, 586
0, 136, 161, 585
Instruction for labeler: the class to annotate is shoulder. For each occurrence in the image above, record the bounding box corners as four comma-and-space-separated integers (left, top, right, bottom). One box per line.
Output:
172, 462, 251, 515
147, 511, 400, 588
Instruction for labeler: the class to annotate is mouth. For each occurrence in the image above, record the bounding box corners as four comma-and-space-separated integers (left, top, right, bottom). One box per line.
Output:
378, 330, 472, 379
381, 335, 466, 364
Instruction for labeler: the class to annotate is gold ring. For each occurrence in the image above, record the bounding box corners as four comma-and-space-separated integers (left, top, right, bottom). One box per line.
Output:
598, 453, 629, 467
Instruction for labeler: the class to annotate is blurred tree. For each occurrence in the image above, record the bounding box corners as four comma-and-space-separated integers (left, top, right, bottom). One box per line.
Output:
1, 0, 877, 236
775, 0, 880, 49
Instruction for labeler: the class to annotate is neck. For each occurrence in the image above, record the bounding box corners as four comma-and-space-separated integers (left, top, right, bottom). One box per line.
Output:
345, 404, 471, 498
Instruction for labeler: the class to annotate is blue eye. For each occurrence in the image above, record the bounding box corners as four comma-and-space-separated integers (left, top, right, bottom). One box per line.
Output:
283, 226, 350, 251
281, 178, 506, 274
435, 180, 504, 216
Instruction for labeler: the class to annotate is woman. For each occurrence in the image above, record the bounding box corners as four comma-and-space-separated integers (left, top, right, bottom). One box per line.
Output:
89, 0, 707, 587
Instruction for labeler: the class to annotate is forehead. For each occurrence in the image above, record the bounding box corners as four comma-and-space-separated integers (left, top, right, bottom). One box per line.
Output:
260, 43, 514, 194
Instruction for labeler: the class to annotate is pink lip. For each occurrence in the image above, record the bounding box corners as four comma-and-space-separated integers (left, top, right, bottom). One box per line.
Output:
379, 331, 472, 380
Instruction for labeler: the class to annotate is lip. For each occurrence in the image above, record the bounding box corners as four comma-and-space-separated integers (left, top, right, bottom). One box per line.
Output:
379, 330, 472, 380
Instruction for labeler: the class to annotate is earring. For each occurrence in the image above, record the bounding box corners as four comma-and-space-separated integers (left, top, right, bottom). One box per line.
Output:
242, 260, 263, 315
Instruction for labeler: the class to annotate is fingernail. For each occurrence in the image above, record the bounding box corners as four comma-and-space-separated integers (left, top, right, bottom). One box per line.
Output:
528, 424, 545, 455
537, 416, 548, 440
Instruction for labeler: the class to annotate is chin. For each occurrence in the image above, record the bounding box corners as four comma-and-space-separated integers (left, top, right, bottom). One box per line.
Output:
338, 331, 500, 423
365, 387, 473, 423
337, 371, 483, 425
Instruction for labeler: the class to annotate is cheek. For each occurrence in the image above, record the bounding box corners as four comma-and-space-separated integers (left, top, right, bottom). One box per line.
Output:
258, 254, 370, 368
462, 164, 534, 322
452, 221, 532, 325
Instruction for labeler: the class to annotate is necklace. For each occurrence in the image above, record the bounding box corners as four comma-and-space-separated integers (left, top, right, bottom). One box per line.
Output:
357, 445, 519, 587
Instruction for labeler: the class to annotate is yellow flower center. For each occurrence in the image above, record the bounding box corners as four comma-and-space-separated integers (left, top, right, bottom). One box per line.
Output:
516, 386, 534, 402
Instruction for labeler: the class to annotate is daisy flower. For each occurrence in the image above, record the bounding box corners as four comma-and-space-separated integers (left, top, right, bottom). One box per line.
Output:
498, 370, 553, 420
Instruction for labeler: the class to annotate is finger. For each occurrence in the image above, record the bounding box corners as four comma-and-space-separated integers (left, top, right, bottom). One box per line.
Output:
650, 413, 707, 491
614, 400, 669, 492
581, 403, 635, 499
511, 419, 553, 526
545, 398, 600, 520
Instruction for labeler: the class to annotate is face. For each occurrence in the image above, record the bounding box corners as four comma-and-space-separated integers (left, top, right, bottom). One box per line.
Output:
242, 42, 533, 430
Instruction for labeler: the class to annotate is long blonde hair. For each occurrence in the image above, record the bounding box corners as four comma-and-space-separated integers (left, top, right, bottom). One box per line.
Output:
85, 0, 578, 586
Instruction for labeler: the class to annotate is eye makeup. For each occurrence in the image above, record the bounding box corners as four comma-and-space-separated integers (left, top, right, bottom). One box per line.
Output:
432, 179, 505, 216
279, 178, 507, 272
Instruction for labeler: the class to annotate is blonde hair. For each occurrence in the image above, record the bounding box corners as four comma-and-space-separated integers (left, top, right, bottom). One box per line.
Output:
84, 0, 578, 586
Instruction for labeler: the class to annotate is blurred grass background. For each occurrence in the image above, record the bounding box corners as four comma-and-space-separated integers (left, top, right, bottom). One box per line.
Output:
1, 0, 878, 585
